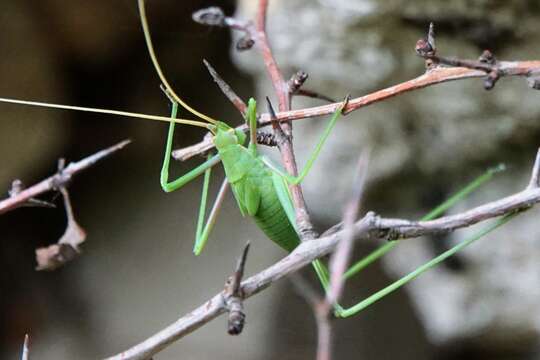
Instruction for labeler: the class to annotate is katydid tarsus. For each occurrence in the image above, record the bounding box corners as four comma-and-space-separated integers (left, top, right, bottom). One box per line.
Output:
0, 0, 510, 318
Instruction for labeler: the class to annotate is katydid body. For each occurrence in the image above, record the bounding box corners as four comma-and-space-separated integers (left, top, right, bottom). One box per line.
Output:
161, 97, 344, 311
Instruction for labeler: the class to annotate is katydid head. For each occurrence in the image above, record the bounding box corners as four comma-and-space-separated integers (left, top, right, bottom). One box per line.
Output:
213, 122, 246, 149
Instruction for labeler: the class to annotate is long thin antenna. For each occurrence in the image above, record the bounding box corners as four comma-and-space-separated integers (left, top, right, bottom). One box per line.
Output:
0, 97, 211, 129
138, 0, 218, 124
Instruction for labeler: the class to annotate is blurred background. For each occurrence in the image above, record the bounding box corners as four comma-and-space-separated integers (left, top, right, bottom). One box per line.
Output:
1, 0, 540, 359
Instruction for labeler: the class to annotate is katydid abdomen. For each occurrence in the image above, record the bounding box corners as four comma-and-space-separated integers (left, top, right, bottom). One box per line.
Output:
217, 142, 300, 252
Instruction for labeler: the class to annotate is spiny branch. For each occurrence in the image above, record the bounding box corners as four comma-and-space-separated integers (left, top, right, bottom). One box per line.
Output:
0, 140, 130, 215
172, 60, 540, 161
105, 149, 540, 360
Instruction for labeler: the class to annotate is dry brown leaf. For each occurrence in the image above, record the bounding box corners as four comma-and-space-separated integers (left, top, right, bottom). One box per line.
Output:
35, 187, 86, 271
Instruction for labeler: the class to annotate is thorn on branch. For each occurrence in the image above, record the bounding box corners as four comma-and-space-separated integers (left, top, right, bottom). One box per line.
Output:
203, 59, 247, 115
8, 180, 55, 209
296, 89, 337, 104
21, 334, 29, 360
427, 22, 436, 54
266, 96, 288, 145
224, 242, 250, 335
528, 148, 540, 189
340, 94, 352, 115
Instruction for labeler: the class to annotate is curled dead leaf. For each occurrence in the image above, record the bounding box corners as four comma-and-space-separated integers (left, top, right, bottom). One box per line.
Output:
35, 191, 86, 271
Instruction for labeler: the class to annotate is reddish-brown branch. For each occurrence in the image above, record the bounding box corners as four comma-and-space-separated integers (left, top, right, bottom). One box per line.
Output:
172, 61, 540, 162
254, 0, 317, 239
255, 0, 288, 108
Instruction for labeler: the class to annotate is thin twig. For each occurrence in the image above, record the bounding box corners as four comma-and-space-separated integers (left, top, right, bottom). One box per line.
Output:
296, 89, 336, 104
290, 275, 331, 360
326, 149, 370, 306
0, 140, 130, 215
312, 150, 369, 360
104, 150, 540, 360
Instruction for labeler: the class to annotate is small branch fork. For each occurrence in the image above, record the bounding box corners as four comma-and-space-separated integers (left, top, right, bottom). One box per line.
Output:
1, 140, 130, 270
0, 140, 130, 215
106, 149, 540, 360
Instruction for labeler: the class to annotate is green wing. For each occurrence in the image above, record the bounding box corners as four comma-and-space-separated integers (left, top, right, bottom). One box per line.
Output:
272, 171, 297, 231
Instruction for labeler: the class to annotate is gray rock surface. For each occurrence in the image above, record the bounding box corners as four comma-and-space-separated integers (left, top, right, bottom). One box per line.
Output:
233, 0, 540, 353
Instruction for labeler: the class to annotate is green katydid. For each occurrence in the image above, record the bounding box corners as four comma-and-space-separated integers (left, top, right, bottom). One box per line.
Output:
158, 93, 507, 318
0, 0, 510, 318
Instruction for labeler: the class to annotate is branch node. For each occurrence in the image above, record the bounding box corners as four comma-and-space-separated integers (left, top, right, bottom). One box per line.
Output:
192, 7, 255, 51
256, 131, 278, 147
236, 35, 255, 51
287, 70, 309, 95
527, 74, 540, 90
192, 7, 226, 27
224, 242, 250, 335
479, 49, 496, 65
483, 70, 501, 90
415, 22, 437, 58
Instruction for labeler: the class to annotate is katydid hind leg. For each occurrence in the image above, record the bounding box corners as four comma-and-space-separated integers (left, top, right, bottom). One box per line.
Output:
314, 166, 505, 318
261, 102, 344, 185
289, 101, 346, 185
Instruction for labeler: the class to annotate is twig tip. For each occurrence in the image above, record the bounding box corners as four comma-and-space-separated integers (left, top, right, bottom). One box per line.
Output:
528, 148, 540, 189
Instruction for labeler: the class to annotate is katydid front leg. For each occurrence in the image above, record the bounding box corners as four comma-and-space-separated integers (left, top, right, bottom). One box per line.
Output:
160, 101, 228, 255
